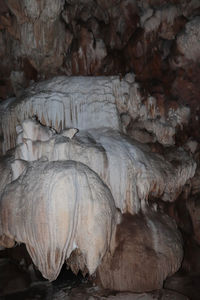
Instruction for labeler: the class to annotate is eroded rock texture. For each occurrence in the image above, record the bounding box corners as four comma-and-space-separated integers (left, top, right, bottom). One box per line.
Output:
97, 212, 183, 292
0, 159, 118, 280
0, 0, 200, 143
0, 117, 192, 287
0, 75, 191, 153
0, 1, 200, 292
13, 119, 195, 214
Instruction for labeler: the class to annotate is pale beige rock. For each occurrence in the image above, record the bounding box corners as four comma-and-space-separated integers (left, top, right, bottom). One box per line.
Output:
11, 159, 27, 181
0, 76, 121, 153
13, 120, 196, 214
0, 156, 12, 194
0, 160, 118, 280
0, 75, 191, 154
0, 117, 190, 288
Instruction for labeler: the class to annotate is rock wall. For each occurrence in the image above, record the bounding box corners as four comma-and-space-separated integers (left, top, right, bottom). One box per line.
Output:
0, 0, 199, 141
0, 73, 198, 294
0, 75, 191, 154
0, 0, 200, 298
0, 117, 186, 288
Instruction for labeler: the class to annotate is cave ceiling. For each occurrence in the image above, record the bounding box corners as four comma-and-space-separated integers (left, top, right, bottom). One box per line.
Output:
0, 0, 199, 145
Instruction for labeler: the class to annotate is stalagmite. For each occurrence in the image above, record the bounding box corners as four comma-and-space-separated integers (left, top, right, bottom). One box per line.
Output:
97, 212, 183, 292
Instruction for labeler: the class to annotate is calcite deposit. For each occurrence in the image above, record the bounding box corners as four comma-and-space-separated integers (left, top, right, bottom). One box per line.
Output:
97, 212, 183, 292
0, 1, 200, 297
0, 75, 191, 154
0, 159, 118, 280
0, 75, 197, 292
13, 120, 196, 213
0, 0, 199, 146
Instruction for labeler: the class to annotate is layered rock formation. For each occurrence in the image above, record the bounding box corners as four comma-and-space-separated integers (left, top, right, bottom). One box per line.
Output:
0, 75, 197, 292
0, 117, 185, 289
0, 0, 199, 142
0, 159, 118, 280
0, 75, 191, 153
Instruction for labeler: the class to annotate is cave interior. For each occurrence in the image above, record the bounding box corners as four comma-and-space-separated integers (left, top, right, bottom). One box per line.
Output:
0, 0, 200, 299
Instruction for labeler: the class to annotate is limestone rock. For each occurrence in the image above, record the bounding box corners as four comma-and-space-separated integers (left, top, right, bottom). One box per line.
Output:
106, 290, 189, 300
0, 76, 121, 153
127, 127, 156, 144
0, 156, 12, 192
5, 0, 66, 74
13, 119, 196, 214
164, 272, 200, 300
66, 286, 189, 300
61, 128, 79, 139
97, 212, 183, 292
186, 197, 200, 245
0, 0, 199, 147
0, 116, 192, 287
0, 160, 118, 280
176, 17, 200, 62
0, 75, 191, 154
191, 165, 200, 195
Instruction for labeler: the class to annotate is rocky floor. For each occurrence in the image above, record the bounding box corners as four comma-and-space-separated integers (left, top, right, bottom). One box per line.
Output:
0, 257, 197, 300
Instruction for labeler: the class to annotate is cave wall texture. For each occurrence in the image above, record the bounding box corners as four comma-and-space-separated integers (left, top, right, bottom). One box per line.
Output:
0, 1, 200, 299
0, 0, 200, 145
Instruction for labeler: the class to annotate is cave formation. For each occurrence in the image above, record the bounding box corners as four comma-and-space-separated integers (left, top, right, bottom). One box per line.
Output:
0, 1, 200, 299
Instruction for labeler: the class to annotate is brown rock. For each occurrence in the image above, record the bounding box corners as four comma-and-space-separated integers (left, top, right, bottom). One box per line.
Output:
0, 78, 13, 99
164, 272, 200, 300
186, 196, 200, 245
181, 236, 200, 275
191, 167, 200, 196
176, 17, 200, 62
0, 0, 9, 15
97, 212, 183, 292
106, 290, 189, 300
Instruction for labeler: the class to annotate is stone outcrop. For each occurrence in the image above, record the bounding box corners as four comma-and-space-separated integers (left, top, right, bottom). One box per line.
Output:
0, 115, 189, 289
0, 1, 200, 294
0, 75, 191, 155
0, 73, 197, 292
0, 0, 199, 142
10, 119, 196, 214
0, 159, 118, 280
97, 212, 183, 292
